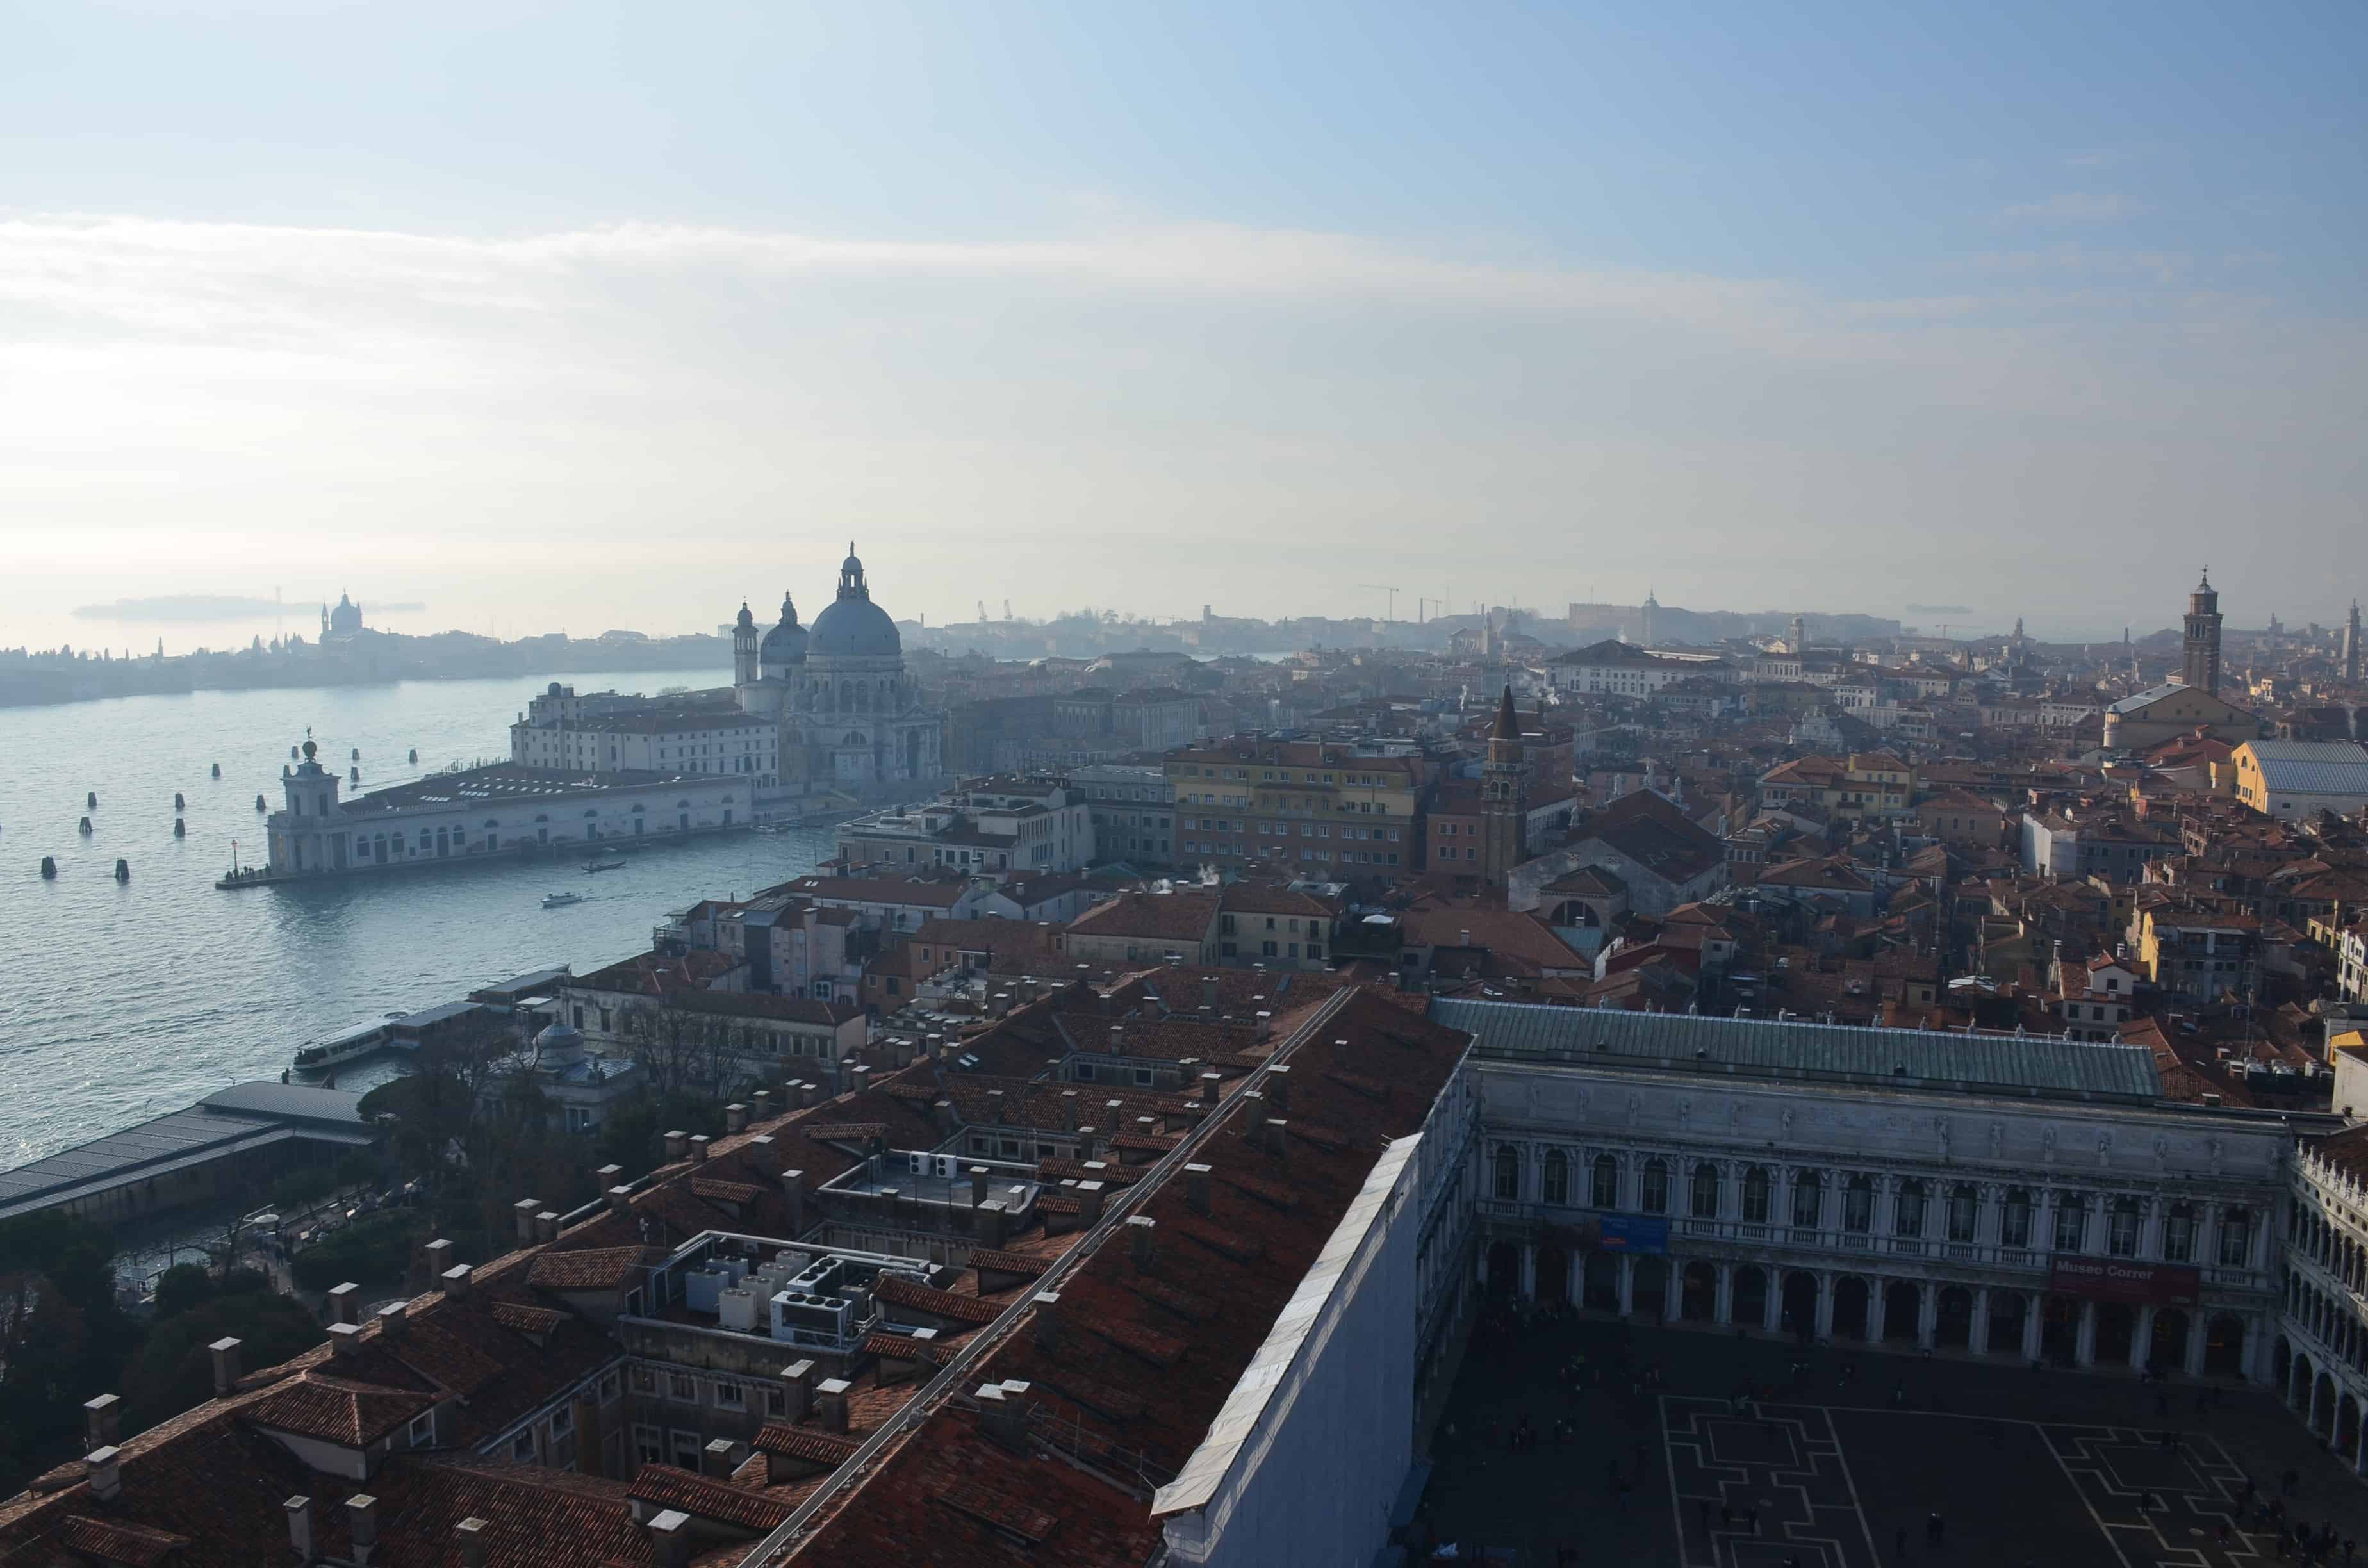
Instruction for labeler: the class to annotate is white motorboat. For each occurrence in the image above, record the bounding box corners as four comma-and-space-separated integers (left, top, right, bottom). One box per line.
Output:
541, 891, 584, 909
292, 1022, 386, 1072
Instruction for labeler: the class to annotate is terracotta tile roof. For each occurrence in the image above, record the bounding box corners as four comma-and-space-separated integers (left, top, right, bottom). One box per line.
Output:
1037, 1193, 1082, 1215
1035, 1159, 1144, 1186
489, 1302, 569, 1335
687, 1175, 768, 1205
862, 1331, 943, 1362
243, 1371, 432, 1448
964, 1248, 1052, 1278
53, 1514, 190, 1566
627, 1463, 796, 1532
753, 1423, 863, 1466
801, 1122, 889, 1143
1067, 889, 1221, 943
526, 1246, 646, 1291
875, 1276, 1000, 1326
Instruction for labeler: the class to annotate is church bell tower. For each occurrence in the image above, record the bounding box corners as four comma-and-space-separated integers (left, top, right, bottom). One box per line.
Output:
2182, 569, 2223, 696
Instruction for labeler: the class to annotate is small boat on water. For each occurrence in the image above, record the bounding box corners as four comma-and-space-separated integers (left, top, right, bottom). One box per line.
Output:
541, 891, 584, 908
583, 858, 625, 874
292, 1022, 387, 1073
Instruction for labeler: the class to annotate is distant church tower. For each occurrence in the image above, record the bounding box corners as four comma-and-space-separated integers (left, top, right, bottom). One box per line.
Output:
2346, 600, 2362, 685
2182, 569, 2223, 695
1639, 589, 1659, 649
1479, 685, 1529, 888
731, 601, 758, 685
1788, 613, 1807, 657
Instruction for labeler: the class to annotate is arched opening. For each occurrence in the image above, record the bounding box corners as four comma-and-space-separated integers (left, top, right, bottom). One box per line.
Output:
2272, 1334, 2294, 1392
2340, 1395, 2362, 1464
1832, 1277, 1870, 1341
1632, 1257, 1669, 1319
1492, 1145, 1519, 1202
1781, 1272, 1819, 1339
1732, 1265, 1768, 1328
2094, 1302, 2137, 1366
1484, 1241, 1519, 1300
1537, 1245, 1570, 1304
2150, 1307, 2191, 1373
2292, 1352, 2317, 1414
1681, 1261, 1717, 1322
1987, 1292, 2028, 1355
2197, 1317, 2235, 1383
1543, 1150, 1569, 1205
1791, 1171, 1822, 1229
2041, 1296, 2081, 1364
1584, 1252, 1620, 1312
1936, 1287, 1973, 1350
1884, 1280, 1923, 1344
2314, 1372, 2338, 1439
1690, 1163, 1721, 1220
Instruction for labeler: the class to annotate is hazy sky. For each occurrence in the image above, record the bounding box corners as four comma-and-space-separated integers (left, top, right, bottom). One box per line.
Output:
4, 1, 2363, 650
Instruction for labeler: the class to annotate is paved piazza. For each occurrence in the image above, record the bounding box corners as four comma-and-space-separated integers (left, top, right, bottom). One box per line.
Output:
1418, 1317, 2368, 1566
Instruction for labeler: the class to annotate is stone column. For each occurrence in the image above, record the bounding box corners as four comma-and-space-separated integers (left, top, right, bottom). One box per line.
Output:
1714, 1263, 1734, 1326
2183, 1312, 2210, 1378
2132, 1306, 2156, 1372
1868, 1280, 1889, 1343
1520, 1245, 1537, 1300
1476, 1248, 1490, 1292
1970, 1287, 1991, 1355
1814, 1272, 1835, 1339
2075, 1300, 2098, 1368
1873, 1180, 1898, 1240
1917, 1283, 1939, 1347
1663, 1264, 1682, 1323
2021, 1293, 2044, 1361
1617, 1254, 1636, 1316
1763, 1274, 1784, 1334
1566, 1250, 1581, 1304
2141, 1198, 2167, 1260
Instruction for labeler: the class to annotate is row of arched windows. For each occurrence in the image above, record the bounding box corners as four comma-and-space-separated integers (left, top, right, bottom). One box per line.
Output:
1492, 1145, 2252, 1264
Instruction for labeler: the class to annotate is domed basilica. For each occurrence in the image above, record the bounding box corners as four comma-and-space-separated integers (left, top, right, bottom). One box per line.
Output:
732, 544, 942, 792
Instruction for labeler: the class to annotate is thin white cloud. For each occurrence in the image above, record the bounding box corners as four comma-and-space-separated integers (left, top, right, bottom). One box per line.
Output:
2001, 192, 2144, 223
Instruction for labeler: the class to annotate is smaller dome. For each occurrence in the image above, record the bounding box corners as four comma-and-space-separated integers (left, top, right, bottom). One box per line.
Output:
301, 739, 317, 760
736, 601, 755, 632
759, 592, 807, 664
534, 1021, 586, 1063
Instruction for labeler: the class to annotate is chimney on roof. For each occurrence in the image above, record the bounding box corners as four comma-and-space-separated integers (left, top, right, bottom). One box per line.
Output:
725, 1102, 749, 1133
690, 1134, 714, 1164
752, 1089, 774, 1122
83, 1446, 121, 1502
703, 1437, 738, 1479
325, 1282, 362, 1327
1032, 1291, 1062, 1351
975, 1381, 1031, 1453
1240, 1090, 1267, 1138
969, 1165, 990, 1207
326, 1322, 363, 1359
456, 1517, 490, 1568
974, 1198, 1008, 1248
1127, 1215, 1156, 1273
1255, 1009, 1272, 1041
1264, 1065, 1291, 1113
744, 1133, 778, 1176
513, 1197, 542, 1244
850, 1064, 872, 1096
663, 1130, 689, 1161
1185, 1163, 1213, 1216
441, 1264, 473, 1301
778, 1360, 816, 1422
536, 1210, 560, 1244
209, 1336, 242, 1394
419, 1237, 454, 1289
375, 1301, 407, 1339
773, 1168, 809, 1235
284, 1495, 314, 1564
345, 1494, 379, 1567
1075, 1180, 1106, 1225
83, 1394, 120, 1452
607, 1184, 635, 1214
815, 1377, 852, 1433
645, 1509, 691, 1568
1201, 976, 1220, 1011
987, 1088, 1007, 1124
1060, 1089, 1079, 1131
1267, 1119, 1290, 1161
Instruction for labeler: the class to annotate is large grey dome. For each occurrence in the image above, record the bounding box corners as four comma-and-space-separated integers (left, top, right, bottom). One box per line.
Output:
808, 546, 901, 658
759, 592, 806, 662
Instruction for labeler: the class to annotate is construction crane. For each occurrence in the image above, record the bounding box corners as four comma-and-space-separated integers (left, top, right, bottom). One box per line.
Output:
976, 600, 988, 624
1417, 596, 1447, 624
1358, 584, 1401, 620
1003, 599, 1013, 621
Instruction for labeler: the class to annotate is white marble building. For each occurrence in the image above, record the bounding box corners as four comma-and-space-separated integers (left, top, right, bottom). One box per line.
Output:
1437, 1000, 2287, 1385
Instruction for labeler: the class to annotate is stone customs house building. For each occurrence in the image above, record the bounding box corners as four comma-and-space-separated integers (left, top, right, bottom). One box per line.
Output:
1445, 1000, 2286, 1383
